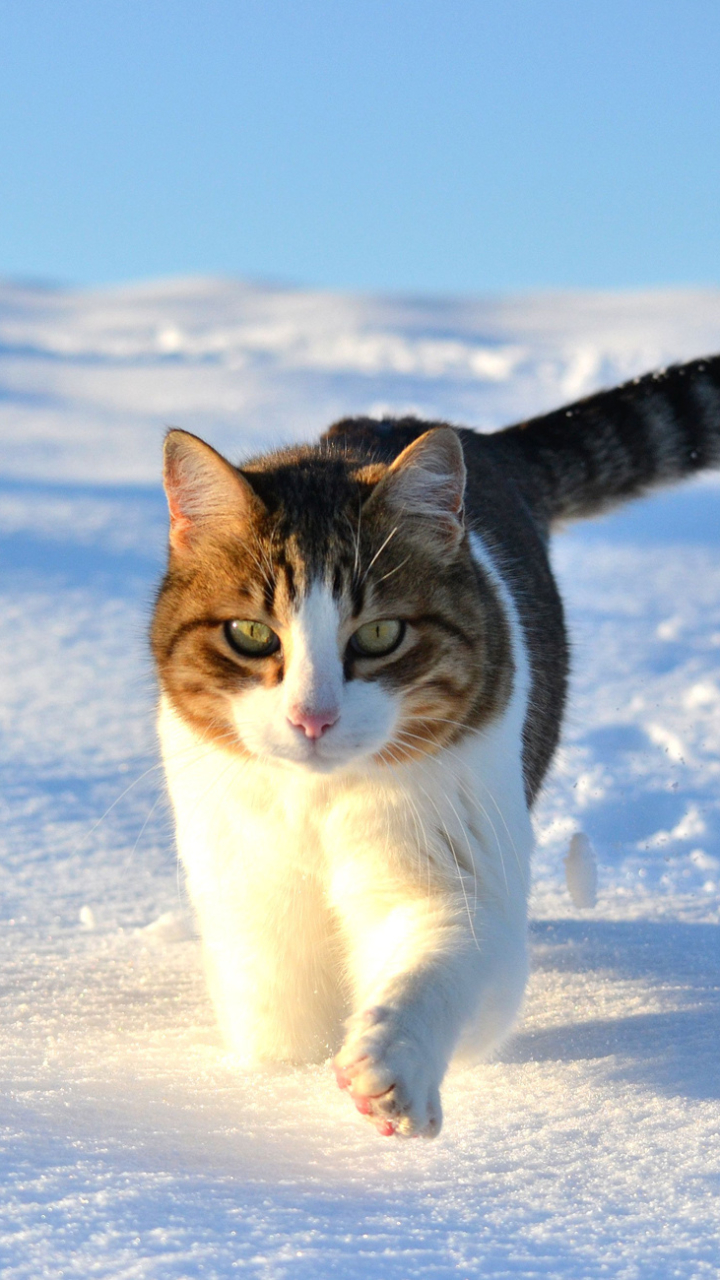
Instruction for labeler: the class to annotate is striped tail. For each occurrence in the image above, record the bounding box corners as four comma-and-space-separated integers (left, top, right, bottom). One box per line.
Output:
495, 354, 720, 528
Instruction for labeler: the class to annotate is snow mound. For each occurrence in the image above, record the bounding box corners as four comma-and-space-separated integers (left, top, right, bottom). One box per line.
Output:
565, 833, 598, 908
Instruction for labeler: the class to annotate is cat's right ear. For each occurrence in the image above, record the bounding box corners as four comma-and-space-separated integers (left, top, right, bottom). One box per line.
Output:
163, 430, 263, 554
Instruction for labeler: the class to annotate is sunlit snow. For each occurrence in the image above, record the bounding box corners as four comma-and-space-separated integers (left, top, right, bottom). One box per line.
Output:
1, 278, 719, 1278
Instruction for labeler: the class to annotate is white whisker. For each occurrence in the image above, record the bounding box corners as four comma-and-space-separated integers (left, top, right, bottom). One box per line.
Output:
393, 727, 510, 897
361, 524, 399, 583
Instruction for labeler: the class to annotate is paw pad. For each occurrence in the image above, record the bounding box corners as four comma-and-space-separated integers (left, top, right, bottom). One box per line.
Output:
332, 1013, 443, 1139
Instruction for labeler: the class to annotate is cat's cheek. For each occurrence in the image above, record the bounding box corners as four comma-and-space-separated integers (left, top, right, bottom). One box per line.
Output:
330, 679, 399, 762
227, 684, 297, 759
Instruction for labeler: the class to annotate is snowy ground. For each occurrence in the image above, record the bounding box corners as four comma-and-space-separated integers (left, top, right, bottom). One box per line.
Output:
1, 278, 719, 1278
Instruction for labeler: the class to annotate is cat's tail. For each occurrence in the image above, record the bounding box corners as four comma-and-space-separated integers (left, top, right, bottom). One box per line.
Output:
494, 354, 720, 528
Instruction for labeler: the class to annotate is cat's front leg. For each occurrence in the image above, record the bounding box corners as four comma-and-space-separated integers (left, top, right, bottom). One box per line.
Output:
333, 988, 446, 1138
330, 885, 528, 1138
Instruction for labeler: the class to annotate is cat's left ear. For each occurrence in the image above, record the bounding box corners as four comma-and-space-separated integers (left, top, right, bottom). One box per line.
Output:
366, 428, 466, 550
163, 429, 264, 554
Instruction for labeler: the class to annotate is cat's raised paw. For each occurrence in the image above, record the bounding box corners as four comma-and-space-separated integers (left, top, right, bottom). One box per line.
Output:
333, 1005, 443, 1138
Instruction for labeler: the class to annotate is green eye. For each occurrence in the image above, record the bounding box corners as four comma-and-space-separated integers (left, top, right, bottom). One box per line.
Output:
224, 620, 280, 657
349, 619, 405, 657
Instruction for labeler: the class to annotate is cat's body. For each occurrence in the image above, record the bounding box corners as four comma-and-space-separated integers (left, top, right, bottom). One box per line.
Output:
153, 355, 720, 1137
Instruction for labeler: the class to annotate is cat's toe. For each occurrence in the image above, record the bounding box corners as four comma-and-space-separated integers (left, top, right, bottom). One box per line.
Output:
333, 1005, 444, 1139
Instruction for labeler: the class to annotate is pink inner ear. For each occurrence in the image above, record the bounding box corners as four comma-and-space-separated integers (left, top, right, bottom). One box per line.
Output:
384, 428, 466, 523
164, 444, 204, 548
166, 484, 194, 546
162, 429, 261, 551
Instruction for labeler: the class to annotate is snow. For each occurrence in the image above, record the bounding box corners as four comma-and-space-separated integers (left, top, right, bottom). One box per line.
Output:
564, 834, 597, 910
1, 277, 719, 1278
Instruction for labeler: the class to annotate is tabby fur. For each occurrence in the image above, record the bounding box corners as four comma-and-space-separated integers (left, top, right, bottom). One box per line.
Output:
152, 353, 720, 1137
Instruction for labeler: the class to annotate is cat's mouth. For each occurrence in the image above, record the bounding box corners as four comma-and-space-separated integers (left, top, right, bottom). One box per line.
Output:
234, 724, 385, 774
260, 737, 363, 773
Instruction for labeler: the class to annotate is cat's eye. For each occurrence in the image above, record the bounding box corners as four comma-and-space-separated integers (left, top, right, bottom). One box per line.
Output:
349, 619, 405, 657
224, 619, 280, 657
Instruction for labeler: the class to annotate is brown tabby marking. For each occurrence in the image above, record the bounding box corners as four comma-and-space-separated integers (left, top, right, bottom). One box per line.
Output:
152, 442, 514, 764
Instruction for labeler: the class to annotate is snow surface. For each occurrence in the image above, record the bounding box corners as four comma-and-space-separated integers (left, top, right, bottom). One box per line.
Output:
1, 277, 719, 1278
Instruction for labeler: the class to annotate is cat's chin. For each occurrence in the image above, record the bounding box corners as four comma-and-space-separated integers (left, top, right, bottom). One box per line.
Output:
279, 753, 359, 776
241, 737, 377, 776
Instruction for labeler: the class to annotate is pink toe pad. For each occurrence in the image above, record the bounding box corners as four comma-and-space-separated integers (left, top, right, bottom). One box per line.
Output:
333, 1063, 351, 1090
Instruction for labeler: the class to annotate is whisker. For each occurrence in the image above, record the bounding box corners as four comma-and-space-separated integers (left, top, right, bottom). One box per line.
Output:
386, 737, 481, 906
393, 727, 512, 894
382, 745, 434, 891
123, 788, 165, 868
412, 727, 526, 881
414, 781, 480, 951
375, 555, 411, 585
387, 737, 481, 948
361, 525, 399, 583
69, 719, 243, 861
67, 759, 174, 861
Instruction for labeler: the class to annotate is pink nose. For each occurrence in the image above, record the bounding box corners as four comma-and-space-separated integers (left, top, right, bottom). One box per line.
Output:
287, 707, 339, 739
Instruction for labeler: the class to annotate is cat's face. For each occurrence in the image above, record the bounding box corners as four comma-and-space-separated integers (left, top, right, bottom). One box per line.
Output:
152, 428, 510, 774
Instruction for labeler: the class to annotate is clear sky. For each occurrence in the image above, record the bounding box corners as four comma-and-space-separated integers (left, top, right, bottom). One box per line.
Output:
1, 0, 719, 294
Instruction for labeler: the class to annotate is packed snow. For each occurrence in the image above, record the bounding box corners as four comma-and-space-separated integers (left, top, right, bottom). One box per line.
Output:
1, 277, 719, 1278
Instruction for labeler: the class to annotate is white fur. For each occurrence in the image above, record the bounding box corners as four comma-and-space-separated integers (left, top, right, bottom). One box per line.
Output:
231, 584, 397, 771
159, 547, 533, 1136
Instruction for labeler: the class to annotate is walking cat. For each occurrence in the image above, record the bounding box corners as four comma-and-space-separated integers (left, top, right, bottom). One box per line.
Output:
152, 354, 720, 1138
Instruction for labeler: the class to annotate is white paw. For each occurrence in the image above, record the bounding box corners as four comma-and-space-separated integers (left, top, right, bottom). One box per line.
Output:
333, 1005, 443, 1138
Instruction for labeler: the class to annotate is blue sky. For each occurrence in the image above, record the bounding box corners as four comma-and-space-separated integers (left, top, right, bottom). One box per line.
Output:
1, 0, 719, 293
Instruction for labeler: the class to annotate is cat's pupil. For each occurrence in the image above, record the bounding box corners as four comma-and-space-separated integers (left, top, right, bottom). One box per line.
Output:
350, 619, 404, 657
225, 620, 280, 657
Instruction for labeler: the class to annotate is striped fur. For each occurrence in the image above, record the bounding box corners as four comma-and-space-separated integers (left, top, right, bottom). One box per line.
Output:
329, 353, 720, 536
496, 353, 720, 530
153, 351, 719, 1139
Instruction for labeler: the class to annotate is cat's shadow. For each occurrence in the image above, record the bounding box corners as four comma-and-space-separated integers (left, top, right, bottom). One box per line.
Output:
500, 919, 720, 1101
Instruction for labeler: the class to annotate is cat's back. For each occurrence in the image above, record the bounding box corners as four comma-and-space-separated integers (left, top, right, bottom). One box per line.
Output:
322, 413, 548, 553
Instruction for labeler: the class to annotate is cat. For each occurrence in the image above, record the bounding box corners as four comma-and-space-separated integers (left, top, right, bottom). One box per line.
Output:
152, 353, 720, 1138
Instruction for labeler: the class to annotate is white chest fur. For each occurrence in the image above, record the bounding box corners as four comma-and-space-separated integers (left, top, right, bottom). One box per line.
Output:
158, 531, 534, 1132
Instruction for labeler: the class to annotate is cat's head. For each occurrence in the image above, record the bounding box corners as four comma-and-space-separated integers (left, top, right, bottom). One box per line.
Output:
152, 426, 509, 774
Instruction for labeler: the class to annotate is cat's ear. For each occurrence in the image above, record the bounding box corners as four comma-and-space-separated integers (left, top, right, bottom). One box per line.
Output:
366, 428, 466, 549
163, 430, 263, 553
